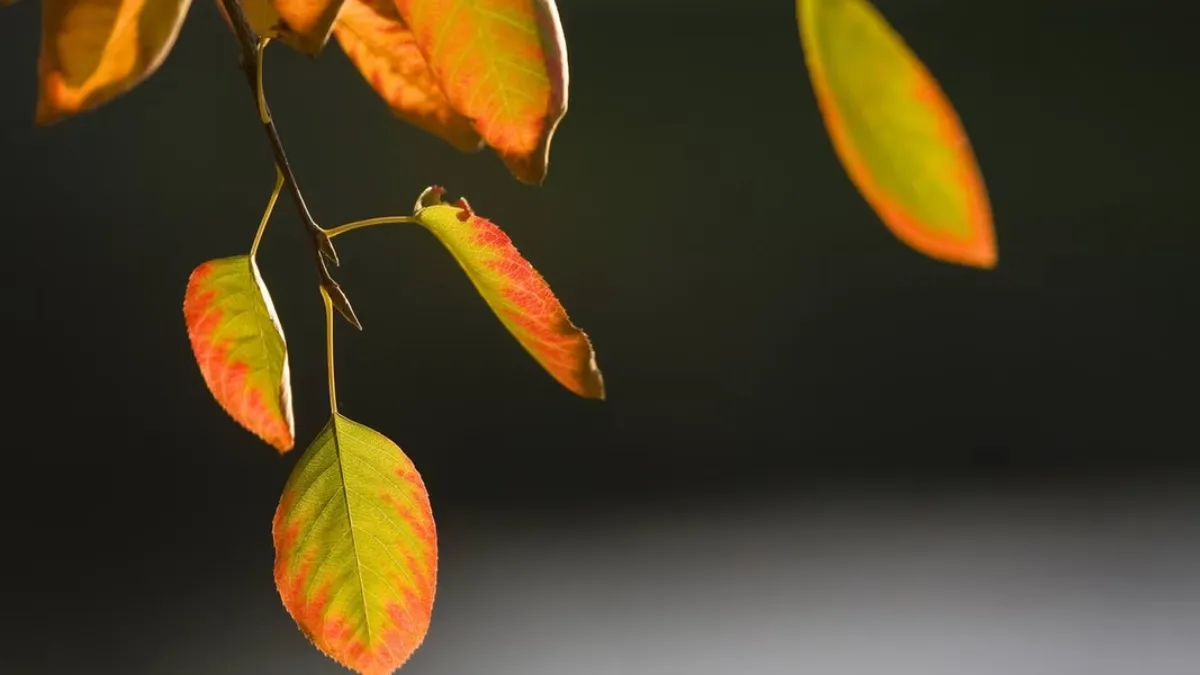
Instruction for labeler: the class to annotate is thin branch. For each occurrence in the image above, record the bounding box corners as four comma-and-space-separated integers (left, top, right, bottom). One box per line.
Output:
219, 0, 361, 330
250, 167, 284, 259
325, 216, 417, 239
320, 286, 339, 416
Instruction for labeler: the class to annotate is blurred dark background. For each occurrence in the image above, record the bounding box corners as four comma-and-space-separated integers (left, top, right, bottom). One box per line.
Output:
1, 0, 1197, 673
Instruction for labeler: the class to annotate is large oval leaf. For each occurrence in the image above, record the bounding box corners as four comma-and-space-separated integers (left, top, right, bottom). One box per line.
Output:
334, 0, 482, 152
37, 0, 194, 125
183, 255, 294, 452
274, 414, 437, 675
394, 0, 569, 185
797, 0, 996, 268
412, 186, 604, 399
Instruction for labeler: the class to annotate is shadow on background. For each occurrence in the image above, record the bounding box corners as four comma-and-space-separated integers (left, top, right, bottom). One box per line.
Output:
0, 0, 1196, 673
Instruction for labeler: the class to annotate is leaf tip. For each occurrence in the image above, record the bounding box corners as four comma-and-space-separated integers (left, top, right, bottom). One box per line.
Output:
577, 350, 606, 400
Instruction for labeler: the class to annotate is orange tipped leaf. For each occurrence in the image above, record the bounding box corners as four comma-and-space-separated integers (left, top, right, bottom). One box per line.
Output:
394, 0, 569, 184
183, 256, 295, 452
797, 0, 996, 268
36, 0, 193, 125
274, 414, 437, 675
412, 186, 604, 399
333, 0, 483, 152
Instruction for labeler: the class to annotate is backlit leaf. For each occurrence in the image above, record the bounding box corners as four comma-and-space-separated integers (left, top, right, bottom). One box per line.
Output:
219, 0, 343, 55
36, 0, 193, 125
797, 0, 996, 268
274, 414, 436, 675
334, 0, 482, 152
395, 0, 569, 185
412, 186, 604, 399
183, 255, 295, 452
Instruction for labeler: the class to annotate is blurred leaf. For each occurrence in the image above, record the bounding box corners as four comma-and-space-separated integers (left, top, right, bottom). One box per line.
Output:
797, 0, 996, 268
184, 255, 295, 452
274, 414, 436, 675
334, 0, 482, 152
219, 0, 343, 54
412, 186, 604, 399
395, 0, 569, 185
36, 0, 193, 125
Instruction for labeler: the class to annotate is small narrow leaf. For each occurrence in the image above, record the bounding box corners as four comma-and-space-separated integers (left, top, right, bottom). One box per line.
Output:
274, 414, 437, 675
183, 256, 295, 452
219, 0, 343, 55
36, 0, 193, 125
394, 0, 569, 185
334, 0, 483, 152
797, 0, 996, 268
412, 186, 604, 399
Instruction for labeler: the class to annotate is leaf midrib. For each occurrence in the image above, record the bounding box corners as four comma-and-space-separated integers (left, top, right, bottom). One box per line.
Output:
331, 415, 378, 652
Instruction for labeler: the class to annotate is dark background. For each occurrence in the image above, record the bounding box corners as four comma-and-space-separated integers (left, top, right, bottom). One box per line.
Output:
1, 1, 1197, 673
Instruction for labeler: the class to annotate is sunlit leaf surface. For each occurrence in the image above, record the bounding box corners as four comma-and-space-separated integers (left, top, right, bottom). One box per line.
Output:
412, 186, 604, 399
183, 255, 295, 452
797, 0, 996, 268
334, 0, 482, 152
274, 414, 437, 675
222, 0, 344, 54
395, 0, 569, 184
36, 0, 193, 124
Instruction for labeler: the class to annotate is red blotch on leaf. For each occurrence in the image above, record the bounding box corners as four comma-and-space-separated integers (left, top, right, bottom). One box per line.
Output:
183, 260, 294, 452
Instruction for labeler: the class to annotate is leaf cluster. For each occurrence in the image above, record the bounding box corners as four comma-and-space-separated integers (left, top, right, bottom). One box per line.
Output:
10, 0, 999, 673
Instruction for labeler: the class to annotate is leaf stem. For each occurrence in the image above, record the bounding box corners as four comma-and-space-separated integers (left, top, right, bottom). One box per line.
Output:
325, 216, 417, 239
320, 286, 338, 416
250, 167, 285, 259
219, 0, 362, 330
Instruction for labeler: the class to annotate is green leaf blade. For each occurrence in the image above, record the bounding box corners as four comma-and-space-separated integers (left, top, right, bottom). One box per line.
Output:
183, 255, 294, 452
274, 414, 437, 675
798, 0, 996, 268
411, 186, 605, 400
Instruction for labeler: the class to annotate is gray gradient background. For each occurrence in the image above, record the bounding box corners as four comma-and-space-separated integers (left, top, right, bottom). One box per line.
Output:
1, 0, 1198, 673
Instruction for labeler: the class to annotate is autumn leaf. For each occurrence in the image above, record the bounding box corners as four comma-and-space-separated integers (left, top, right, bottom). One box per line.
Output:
36, 0, 194, 125
411, 186, 604, 399
218, 0, 344, 55
334, 0, 482, 152
797, 0, 996, 268
184, 255, 295, 452
274, 414, 437, 675
395, 0, 569, 185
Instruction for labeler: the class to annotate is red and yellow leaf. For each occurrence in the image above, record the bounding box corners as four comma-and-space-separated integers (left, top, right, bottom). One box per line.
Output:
218, 0, 344, 55
797, 0, 996, 268
394, 0, 569, 185
274, 414, 437, 675
36, 0, 193, 125
411, 186, 604, 399
333, 0, 482, 152
183, 255, 295, 452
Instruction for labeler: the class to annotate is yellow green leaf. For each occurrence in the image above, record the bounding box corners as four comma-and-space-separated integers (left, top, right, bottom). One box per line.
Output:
183, 255, 295, 452
334, 0, 483, 152
797, 0, 996, 268
394, 0, 569, 185
274, 414, 437, 675
411, 186, 604, 399
36, 0, 194, 125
